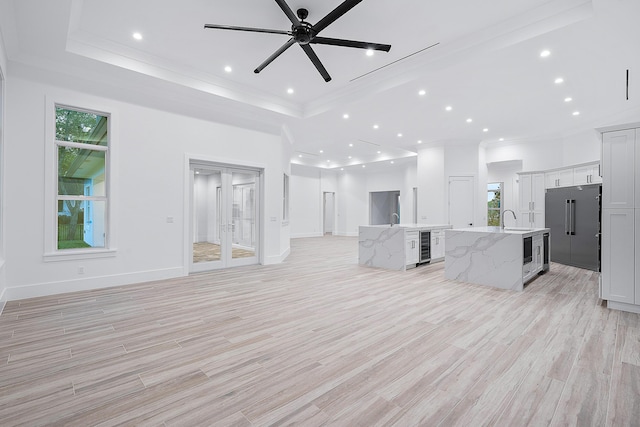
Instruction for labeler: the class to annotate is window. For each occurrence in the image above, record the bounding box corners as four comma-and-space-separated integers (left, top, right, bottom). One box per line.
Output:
283, 173, 290, 223
55, 106, 109, 250
487, 182, 502, 226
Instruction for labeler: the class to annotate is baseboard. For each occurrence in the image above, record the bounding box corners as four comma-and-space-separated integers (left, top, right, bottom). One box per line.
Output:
0, 287, 6, 316
333, 231, 359, 237
264, 247, 291, 265
291, 232, 324, 238
607, 300, 640, 314
5, 267, 184, 301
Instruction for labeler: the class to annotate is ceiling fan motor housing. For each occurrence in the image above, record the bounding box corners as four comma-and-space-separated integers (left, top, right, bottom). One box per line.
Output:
292, 22, 315, 44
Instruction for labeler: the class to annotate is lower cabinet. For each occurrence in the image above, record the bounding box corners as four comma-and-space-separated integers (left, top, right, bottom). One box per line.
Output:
431, 230, 445, 260
601, 209, 635, 304
405, 231, 419, 266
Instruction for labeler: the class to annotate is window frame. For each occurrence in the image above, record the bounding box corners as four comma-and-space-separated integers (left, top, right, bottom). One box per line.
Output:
44, 98, 117, 261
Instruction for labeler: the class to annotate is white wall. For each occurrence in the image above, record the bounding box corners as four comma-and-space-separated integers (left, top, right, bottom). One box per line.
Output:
4, 73, 288, 300
291, 161, 417, 238
417, 144, 446, 223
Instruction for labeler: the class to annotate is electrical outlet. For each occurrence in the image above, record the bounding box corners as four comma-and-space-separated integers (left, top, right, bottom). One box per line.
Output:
166, 216, 174, 223
78, 266, 85, 275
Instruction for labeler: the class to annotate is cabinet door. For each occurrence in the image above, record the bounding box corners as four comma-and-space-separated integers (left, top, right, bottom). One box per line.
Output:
545, 171, 559, 188
406, 232, 419, 265
590, 164, 602, 184
431, 230, 444, 259
574, 164, 602, 185
601, 209, 635, 303
531, 173, 546, 211
519, 174, 533, 211
602, 129, 635, 209
558, 169, 573, 187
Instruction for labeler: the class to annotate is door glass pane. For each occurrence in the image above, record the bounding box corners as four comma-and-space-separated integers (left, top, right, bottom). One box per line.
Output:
57, 200, 105, 249
231, 171, 256, 259
193, 169, 222, 263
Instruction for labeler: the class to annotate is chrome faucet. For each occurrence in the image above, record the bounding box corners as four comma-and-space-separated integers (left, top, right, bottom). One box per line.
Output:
502, 209, 516, 229
391, 212, 399, 226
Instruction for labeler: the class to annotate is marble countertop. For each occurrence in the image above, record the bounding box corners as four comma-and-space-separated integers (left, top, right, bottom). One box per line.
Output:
449, 226, 549, 236
361, 223, 451, 230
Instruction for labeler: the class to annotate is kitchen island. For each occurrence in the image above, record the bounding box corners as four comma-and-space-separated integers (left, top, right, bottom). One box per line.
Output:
359, 224, 452, 271
444, 226, 550, 291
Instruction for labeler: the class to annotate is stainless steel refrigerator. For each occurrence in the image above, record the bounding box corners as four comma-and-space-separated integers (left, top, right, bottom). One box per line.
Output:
544, 184, 601, 271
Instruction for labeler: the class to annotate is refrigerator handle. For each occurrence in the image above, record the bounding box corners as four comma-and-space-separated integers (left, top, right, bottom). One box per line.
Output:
565, 199, 570, 235
570, 199, 576, 235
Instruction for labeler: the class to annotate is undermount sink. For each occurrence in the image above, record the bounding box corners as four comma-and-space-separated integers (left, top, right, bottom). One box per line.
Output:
503, 227, 533, 231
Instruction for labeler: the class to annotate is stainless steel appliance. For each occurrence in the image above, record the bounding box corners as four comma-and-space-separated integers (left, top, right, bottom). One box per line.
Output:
542, 232, 550, 272
523, 236, 533, 265
545, 184, 601, 271
419, 230, 431, 263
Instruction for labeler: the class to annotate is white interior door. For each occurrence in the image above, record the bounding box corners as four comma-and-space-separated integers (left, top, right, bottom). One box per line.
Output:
324, 192, 334, 235
449, 176, 475, 228
190, 164, 260, 272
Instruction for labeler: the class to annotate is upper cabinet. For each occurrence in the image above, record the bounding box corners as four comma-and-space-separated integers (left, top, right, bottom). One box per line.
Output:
573, 163, 602, 185
545, 168, 574, 188
602, 129, 636, 209
544, 161, 601, 189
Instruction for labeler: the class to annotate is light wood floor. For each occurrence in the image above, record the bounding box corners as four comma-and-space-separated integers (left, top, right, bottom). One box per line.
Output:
193, 242, 255, 263
1, 236, 639, 426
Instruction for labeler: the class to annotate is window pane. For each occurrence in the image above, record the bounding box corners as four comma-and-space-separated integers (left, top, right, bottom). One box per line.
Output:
58, 147, 105, 196
55, 107, 108, 146
58, 200, 106, 249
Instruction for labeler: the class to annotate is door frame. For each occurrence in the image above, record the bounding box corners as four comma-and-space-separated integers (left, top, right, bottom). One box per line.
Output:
323, 191, 335, 235
183, 154, 265, 275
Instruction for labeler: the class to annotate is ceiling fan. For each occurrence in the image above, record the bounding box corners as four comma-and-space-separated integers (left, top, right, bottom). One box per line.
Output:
204, 0, 391, 82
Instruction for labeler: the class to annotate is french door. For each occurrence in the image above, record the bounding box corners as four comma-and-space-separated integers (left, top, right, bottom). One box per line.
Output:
190, 163, 260, 272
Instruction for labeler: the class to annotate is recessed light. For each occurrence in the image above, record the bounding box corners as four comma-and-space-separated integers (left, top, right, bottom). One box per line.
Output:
377, 151, 381, 154
195, 171, 200, 175
362, 165, 366, 168
373, 124, 379, 129
445, 106, 452, 111
349, 143, 353, 147
397, 133, 403, 137
366, 49, 374, 56
418, 89, 427, 96
348, 156, 352, 159
499, 138, 504, 141
554, 77, 564, 84
341, 168, 344, 171
319, 150, 324, 153
298, 154, 302, 158
132, 32, 143, 41
572, 111, 580, 116
466, 118, 473, 123
390, 161, 395, 164
564, 97, 573, 102
343, 113, 349, 119
224, 66, 232, 73
417, 140, 423, 144
287, 88, 294, 94
483, 128, 489, 132
327, 160, 331, 163
540, 50, 551, 58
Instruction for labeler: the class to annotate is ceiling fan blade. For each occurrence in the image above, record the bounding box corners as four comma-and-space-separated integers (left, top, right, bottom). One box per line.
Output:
313, 0, 363, 34
254, 38, 296, 74
300, 44, 331, 82
311, 37, 391, 52
204, 24, 291, 36
274, 0, 301, 26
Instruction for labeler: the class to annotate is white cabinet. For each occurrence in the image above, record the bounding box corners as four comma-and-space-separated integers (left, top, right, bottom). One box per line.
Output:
430, 229, 445, 260
602, 129, 635, 209
405, 231, 419, 266
545, 169, 574, 188
573, 163, 601, 185
601, 209, 635, 304
518, 173, 545, 228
